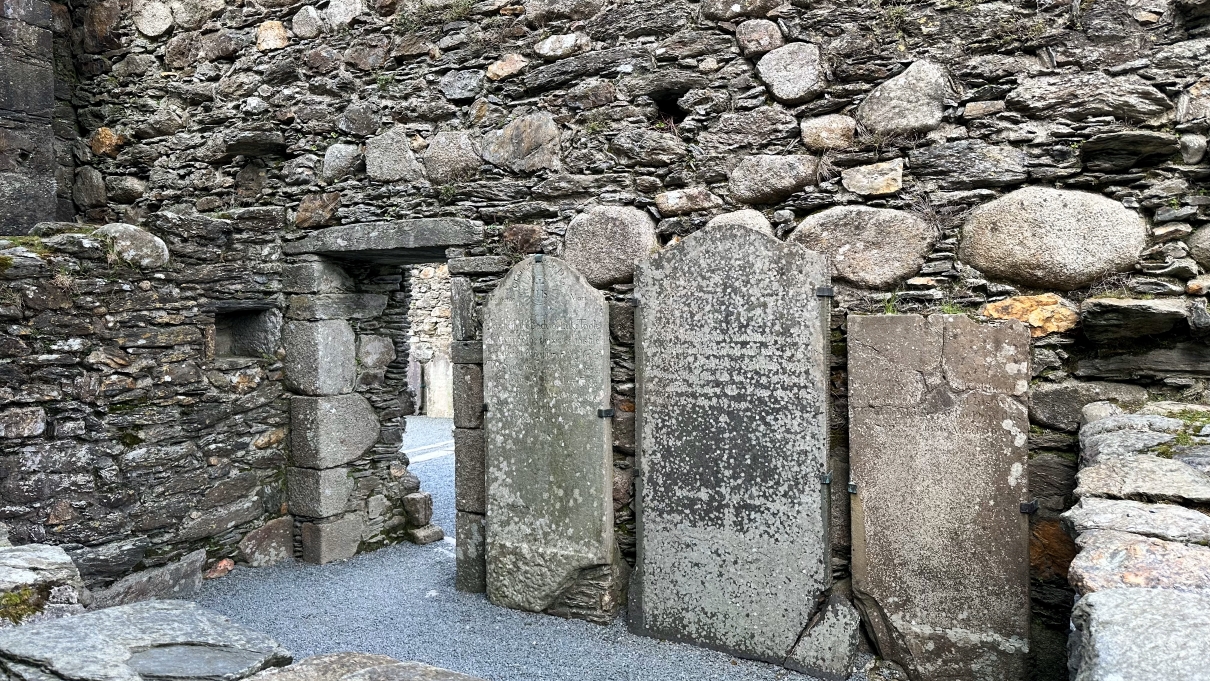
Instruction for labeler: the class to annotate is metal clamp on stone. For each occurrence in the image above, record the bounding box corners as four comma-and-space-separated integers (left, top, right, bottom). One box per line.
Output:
482, 404, 489, 413
848, 481, 858, 494
819, 473, 832, 484
816, 286, 835, 298
1020, 499, 1039, 515
597, 408, 614, 418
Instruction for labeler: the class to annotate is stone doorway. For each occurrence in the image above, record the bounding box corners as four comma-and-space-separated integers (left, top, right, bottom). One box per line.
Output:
406, 263, 454, 418
280, 218, 482, 564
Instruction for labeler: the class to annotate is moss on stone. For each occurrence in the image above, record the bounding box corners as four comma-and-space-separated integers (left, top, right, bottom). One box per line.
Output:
0, 586, 47, 625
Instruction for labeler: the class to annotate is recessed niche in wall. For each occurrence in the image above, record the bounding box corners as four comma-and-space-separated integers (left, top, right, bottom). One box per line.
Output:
214, 308, 282, 358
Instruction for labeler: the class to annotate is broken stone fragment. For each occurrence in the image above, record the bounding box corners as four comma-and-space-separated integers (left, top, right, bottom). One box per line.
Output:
789, 206, 935, 290
784, 594, 861, 680
1064, 497, 1210, 545
322, 143, 362, 181
292, 5, 325, 38
728, 154, 817, 204
0, 544, 86, 626
560, 205, 657, 288
756, 42, 826, 105
654, 186, 723, 215
94, 223, 171, 268
981, 293, 1078, 338
238, 517, 293, 568
855, 61, 950, 137
958, 187, 1148, 291
133, 0, 174, 36
438, 69, 485, 101
840, 158, 903, 197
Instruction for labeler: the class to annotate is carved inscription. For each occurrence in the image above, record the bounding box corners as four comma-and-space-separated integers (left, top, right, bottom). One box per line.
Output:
630, 225, 833, 663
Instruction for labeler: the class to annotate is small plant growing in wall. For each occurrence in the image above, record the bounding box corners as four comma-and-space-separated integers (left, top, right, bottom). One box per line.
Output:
438, 184, 458, 204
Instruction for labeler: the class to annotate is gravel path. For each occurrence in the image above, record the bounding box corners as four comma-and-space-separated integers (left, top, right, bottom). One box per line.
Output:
196, 417, 861, 681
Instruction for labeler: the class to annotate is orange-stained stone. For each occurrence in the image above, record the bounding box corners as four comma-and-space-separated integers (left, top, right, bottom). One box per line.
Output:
1030, 518, 1077, 581
486, 53, 528, 80
90, 127, 125, 157
981, 293, 1078, 337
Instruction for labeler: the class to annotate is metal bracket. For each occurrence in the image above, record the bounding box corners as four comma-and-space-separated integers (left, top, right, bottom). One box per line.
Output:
628, 296, 640, 308
1020, 499, 1039, 515
819, 473, 832, 485
534, 254, 544, 262
597, 408, 615, 418
482, 404, 489, 413
816, 286, 835, 298
847, 482, 858, 494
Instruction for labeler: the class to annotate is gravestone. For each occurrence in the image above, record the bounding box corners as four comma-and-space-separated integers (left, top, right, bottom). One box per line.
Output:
482, 255, 624, 623
847, 314, 1031, 680
630, 225, 840, 670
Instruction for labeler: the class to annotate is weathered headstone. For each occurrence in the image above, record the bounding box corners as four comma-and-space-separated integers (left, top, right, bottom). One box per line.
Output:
482, 255, 623, 623
847, 314, 1031, 680
630, 225, 841, 671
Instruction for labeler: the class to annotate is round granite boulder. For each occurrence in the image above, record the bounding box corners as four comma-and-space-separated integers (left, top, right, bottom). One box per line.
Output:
789, 206, 935, 290
959, 187, 1147, 290
756, 43, 827, 105
561, 206, 657, 288
855, 61, 949, 137
705, 209, 774, 236
95, 223, 170, 268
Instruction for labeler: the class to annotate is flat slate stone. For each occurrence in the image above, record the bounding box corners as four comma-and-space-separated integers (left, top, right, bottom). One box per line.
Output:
283, 220, 484, 264
483, 255, 624, 623
0, 600, 291, 680
1069, 588, 1210, 681
1063, 497, 1210, 545
630, 225, 834, 669
1070, 530, 1210, 594
1076, 454, 1210, 504
847, 314, 1031, 681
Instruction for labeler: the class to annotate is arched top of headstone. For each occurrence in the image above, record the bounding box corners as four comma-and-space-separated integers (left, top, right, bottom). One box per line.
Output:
635, 223, 828, 303
487, 254, 605, 314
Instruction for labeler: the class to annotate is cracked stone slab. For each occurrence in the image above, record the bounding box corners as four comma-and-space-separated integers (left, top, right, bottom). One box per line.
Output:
848, 314, 1031, 681
629, 225, 832, 667
483, 256, 624, 623
0, 599, 291, 680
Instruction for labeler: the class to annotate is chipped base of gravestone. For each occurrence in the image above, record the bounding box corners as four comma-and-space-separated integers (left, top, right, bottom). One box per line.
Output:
545, 546, 630, 625
1069, 588, 1210, 681
0, 600, 291, 680
91, 548, 205, 609
483, 256, 621, 623
848, 314, 1031, 681
631, 225, 832, 663
784, 594, 861, 681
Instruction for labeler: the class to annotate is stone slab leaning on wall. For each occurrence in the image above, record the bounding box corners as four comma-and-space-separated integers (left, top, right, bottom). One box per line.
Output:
630, 225, 851, 677
482, 255, 624, 624
848, 314, 1032, 680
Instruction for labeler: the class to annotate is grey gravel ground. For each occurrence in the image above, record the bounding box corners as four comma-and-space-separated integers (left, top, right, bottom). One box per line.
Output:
196, 417, 864, 681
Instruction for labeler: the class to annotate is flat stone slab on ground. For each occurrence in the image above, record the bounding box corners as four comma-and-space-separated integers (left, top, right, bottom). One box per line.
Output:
0, 599, 291, 680
630, 225, 837, 671
1070, 588, 1210, 680
483, 256, 624, 623
847, 314, 1031, 681
250, 653, 486, 681
0, 544, 86, 626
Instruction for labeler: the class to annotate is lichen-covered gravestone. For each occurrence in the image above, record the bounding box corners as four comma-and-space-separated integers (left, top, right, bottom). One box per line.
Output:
630, 225, 846, 674
482, 256, 625, 623
847, 314, 1031, 680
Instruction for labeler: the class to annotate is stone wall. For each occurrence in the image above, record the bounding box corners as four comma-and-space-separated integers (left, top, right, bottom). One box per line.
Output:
3, 0, 1210, 675
406, 262, 452, 416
